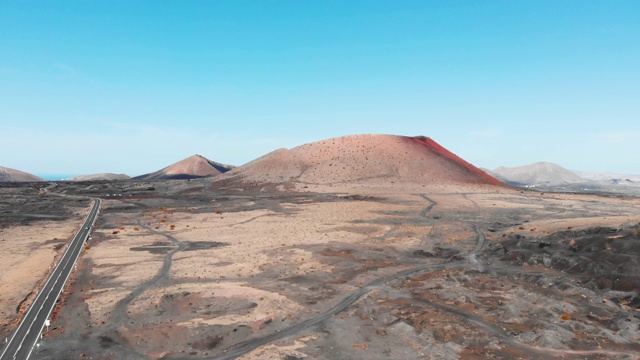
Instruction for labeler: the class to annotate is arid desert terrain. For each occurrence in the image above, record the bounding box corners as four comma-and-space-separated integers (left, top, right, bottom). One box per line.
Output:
1, 136, 640, 359
1, 179, 639, 360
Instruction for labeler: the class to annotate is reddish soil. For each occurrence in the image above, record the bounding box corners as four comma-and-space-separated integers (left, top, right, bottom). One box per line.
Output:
216, 134, 505, 187
410, 136, 505, 187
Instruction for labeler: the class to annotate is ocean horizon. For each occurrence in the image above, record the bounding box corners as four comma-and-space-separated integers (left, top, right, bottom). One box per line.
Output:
36, 174, 78, 181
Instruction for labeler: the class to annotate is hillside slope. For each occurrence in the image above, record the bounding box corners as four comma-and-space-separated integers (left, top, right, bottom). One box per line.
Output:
135, 155, 234, 180
492, 162, 583, 186
217, 134, 503, 187
0, 166, 44, 182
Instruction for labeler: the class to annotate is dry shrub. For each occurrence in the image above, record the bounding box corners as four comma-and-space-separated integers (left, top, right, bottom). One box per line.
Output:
352, 343, 368, 350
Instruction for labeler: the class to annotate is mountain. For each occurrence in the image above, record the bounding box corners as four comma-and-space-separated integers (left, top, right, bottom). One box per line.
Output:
0, 166, 44, 182
134, 155, 234, 180
492, 162, 584, 186
216, 134, 503, 187
572, 170, 640, 185
68, 173, 131, 181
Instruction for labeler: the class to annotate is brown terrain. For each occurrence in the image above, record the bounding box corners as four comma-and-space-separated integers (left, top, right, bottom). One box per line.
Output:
218, 134, 502, 190
69, 173, 131, 181
0, 166, 44, 182
1, 134, 639, 360
135, 155, 234, 180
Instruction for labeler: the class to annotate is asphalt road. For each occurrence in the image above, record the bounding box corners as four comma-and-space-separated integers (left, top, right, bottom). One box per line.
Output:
0, 199, 100, 360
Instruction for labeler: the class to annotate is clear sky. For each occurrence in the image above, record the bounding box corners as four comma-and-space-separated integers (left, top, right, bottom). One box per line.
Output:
1, 1, 639, 177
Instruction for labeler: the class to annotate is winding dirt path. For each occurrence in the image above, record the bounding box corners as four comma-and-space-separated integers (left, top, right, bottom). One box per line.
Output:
214, 193, 441, 359
465, 224, 485, 265
418, 193, 437, 218
108, 219, 185, 330
214, 192, 639, 359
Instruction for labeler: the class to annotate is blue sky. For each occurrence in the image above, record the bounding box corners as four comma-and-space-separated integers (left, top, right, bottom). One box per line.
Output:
1, 1, 639, 176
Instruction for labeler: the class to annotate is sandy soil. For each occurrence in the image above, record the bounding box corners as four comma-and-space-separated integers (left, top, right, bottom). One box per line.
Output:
0, 186, 90, 340
0, 221, 80, 329
2, 179, 640, 359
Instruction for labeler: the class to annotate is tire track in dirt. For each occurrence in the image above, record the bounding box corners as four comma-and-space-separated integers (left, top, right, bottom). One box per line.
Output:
215, 263, 453, 360
213, 193, 635, 359
418, 193, 437, 218
461, 193, 479, 208
96, 219, 187, 358
408, 212, 638, 358
418, 194, 437, 245
231, 214, 274, 227
466, 224, 485, 266
410, 295, 638, 358
214, 193, 440, 359
108, 219, 185, 330
212, 260, 622, 360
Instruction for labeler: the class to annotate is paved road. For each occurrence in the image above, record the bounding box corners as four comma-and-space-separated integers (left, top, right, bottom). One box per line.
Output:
0, 199, 100, 360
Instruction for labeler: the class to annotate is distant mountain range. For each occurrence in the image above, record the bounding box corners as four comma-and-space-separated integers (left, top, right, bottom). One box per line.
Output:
572, 170, 640, 184
3, 136, 638, 196
489, 162, 583, 186
488, 162, 640, 194
1, 155, 233, 183
67, 173, 131, 181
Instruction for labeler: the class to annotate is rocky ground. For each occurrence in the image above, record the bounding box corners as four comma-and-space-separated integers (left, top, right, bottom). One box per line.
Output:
1, 180, 639, 359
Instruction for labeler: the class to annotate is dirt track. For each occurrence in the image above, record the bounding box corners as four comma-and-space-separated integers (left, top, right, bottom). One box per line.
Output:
2, 180, 640, 359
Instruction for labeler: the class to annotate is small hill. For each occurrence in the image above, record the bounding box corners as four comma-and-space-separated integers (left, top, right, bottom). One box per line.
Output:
134, 155, 234, 180
217, 134, 503, 187
68, 173, 131, 181
0, 166, 44, 182
492, 162, 584, 186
